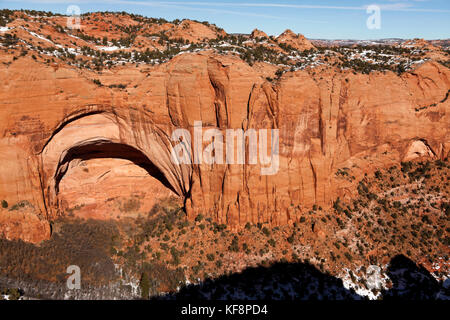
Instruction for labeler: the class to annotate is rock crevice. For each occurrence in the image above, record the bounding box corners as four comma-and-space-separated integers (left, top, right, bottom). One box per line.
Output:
0, 52, 449, 242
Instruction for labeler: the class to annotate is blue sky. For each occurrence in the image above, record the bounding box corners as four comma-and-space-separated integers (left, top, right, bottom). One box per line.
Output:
1, 0, 449, 39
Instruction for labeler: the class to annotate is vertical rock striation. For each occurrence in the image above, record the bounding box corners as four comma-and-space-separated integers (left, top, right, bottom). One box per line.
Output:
0, 51, 449, 242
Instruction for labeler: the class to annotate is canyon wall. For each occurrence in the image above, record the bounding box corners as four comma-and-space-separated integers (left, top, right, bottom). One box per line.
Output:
0, 51, 449, 242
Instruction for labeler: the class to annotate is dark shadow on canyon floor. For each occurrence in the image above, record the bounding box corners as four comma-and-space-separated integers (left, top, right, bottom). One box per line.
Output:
159, 261, 362, 300
1, 219, 449, 301
381, 254, 449, 300
159, 255, 449, 300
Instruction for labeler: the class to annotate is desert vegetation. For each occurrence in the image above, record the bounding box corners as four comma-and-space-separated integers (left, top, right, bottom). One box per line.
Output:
130, 159, 448, 299
0, 9, 449, 300
1, 10, 446, 76
0, 159, 448, 300
0, 219, 121, 298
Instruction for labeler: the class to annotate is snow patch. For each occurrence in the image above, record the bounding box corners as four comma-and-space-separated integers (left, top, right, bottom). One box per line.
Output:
97, 46, 120, 51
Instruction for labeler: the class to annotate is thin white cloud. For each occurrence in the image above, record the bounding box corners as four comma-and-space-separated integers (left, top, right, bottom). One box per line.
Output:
5, 0, 285, 19
122, 1, 450, 13
115, 0, 285, 19
6, 0, 450, 13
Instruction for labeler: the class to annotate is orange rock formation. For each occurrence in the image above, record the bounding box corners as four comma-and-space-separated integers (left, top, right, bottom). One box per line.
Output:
0, 12, 449, 243
276, 29, 316, 51
0, 51, 448, 242
250, 29, 269, 39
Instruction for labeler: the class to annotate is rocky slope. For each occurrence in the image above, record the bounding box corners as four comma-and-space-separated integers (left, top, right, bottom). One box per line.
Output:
0, 10, 449, 244
1, 159, 448, 300
276, 29, 315, 51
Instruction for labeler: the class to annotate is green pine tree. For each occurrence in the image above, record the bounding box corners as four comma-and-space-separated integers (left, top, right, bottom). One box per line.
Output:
140, 272, 150, 300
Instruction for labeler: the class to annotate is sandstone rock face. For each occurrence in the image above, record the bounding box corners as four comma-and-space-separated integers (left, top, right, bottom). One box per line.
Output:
0, 50, 449, 243
403, 140, 435, 161
165, 20, 226, 43
401, 38, 448, 62
250, 29, 269, 39
276, 29, 315, 51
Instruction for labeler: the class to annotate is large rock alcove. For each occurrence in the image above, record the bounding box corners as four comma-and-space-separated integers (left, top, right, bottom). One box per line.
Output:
40, 112, 183, 220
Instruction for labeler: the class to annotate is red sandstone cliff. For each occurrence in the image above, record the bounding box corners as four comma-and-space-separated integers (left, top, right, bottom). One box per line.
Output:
276, 29, 315, 51
0, 12, 449, 243
0, 51, 449, 242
